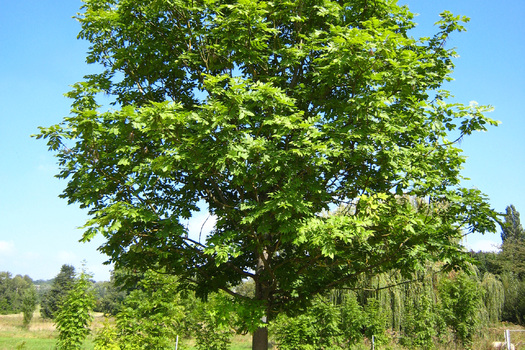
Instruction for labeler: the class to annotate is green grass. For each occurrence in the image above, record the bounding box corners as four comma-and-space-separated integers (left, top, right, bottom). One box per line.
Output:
0, 338, 95, 350
0, 337, 57, 350
0, 311, 96, 350
228, 345, 251, 350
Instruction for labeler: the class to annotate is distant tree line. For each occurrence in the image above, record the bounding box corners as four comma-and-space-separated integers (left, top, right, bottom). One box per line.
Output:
0, 272, 35, 315
471, 204, 525, 324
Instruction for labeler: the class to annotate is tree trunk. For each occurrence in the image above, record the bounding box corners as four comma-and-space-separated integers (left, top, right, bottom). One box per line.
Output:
252, 325, 268, 350
253, 250, 269, 350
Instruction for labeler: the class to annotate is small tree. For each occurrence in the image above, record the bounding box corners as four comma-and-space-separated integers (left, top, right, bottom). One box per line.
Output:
438, 271, 483, 349
363, 298, 389, 345
339, 291, 366, 345
54, 270, 95, 350
402, 293, 437, 350
270, 292, 364, 349
94, 318, 121, 350
270, 312, 319, 350
113, 270, 186, 350
21, 286, 37, 329
193, 293, 235, 350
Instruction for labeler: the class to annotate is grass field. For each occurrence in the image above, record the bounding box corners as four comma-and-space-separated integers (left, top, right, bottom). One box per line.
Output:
0, 311, 94, 350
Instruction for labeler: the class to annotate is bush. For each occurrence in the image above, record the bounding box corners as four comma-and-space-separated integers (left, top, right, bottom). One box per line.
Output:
192, 293, 234, 350
270, 313, 319, 350
106, 271, 186, 350
339, 292, 366, 344
401, 293, 437, 350
439, 271, 483, 349
363, 298, 388, 345
94, 319, 120, 350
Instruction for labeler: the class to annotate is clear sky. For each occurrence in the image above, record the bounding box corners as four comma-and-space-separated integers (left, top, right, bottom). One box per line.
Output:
1, 0, 523, 282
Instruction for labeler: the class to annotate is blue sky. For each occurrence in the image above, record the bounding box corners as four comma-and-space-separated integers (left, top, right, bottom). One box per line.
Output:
1, 0, 523, 281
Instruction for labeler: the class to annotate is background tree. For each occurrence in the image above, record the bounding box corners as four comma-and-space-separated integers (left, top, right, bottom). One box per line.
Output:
480, 273, 504, 325
0, 272, 35, 315
92, 271, 127, 316
37, 0, 498, 348
498, 206, 525, 279
21, 285, 38, 329
500, 204, 524, 242
499, 238, 525, 279
469, 205, 525, 326
470, 251, 501, 276
40, 264, 76, 319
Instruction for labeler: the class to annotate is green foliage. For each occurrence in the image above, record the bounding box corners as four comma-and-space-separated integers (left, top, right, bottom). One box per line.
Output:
92, 271, 127, 316
310, 300, 345, 349
402, 293, 437, 350
480, 273, 504, 324
500, 205, 525, 242
192, 293, 235, 350
37, 0, 499, 346
271, 294, 362, 350
363, 298, 388, 345
0, 272, 34, 315
21, 286, 37, 328
500, 237, 525, 279
500, 272, 525, 324
471, 251, 502, 277
270, 266, 499, 349
438, 271, 483, 349
111, 270, 186, 350
40, 265, 76, 320
93, 319, 120, 350
54, 270, 96, 350
270, 313, 319, 350
271, 292, 385, 350
339, 292, 366, 344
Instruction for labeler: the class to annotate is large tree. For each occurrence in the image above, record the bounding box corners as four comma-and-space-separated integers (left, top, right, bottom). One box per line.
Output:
38, 0, 498, 348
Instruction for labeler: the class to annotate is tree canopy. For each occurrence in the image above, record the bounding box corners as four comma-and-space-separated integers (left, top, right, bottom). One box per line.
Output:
37, 0, 498, 348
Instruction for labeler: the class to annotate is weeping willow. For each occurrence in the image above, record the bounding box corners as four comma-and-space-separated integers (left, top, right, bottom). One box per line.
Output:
298, 262, 503, 348
481, 273, 505, 324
